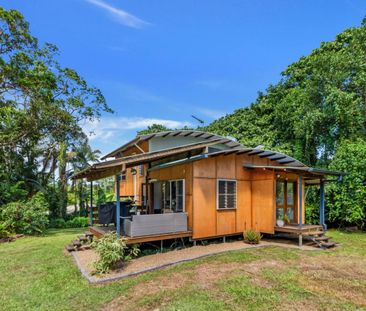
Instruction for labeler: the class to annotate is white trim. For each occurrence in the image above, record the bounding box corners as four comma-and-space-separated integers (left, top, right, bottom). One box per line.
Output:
216, 179, 237, 210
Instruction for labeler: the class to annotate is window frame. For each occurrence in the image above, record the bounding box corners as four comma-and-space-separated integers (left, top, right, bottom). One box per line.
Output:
169, 179, 185, 213
216, 179, 237, 210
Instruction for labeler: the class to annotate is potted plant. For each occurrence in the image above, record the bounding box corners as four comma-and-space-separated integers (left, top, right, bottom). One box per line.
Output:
276, 215, 284, 227
283, 214, 290, 225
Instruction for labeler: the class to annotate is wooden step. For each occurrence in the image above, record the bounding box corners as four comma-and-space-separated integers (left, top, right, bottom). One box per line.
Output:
303, 231, 324, 236
73, 240, 82, 248
79, 235, 88, 242
84, 231, 94, 237
315, 236, 330, 242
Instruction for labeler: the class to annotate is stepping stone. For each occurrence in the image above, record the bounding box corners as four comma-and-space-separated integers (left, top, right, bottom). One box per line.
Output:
73, 240, 82, 248
320, 242, 336, 248
66, 245, 75, 252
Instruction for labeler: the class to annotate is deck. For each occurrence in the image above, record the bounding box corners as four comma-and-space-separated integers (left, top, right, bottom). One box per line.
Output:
274, 224, 323, 236
89, 226, 192, 244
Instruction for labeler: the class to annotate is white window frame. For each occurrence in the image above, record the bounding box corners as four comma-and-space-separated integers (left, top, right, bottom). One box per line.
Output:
216, 179, 237, 210
169, 179, 185, 213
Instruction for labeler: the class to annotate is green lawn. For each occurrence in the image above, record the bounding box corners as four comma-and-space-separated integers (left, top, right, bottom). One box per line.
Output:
0, 229, 366, 311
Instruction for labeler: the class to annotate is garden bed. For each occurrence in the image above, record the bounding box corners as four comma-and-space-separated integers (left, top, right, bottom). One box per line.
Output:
72, 239, 318, 284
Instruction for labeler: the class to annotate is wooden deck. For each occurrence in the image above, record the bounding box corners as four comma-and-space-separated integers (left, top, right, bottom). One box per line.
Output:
89, 226, 192, 244
274, 224, 323, 236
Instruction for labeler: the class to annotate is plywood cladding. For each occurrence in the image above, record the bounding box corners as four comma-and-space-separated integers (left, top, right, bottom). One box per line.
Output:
118, 150, 306, 240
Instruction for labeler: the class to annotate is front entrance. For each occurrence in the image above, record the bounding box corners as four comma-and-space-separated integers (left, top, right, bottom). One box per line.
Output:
276, 180, 297, 224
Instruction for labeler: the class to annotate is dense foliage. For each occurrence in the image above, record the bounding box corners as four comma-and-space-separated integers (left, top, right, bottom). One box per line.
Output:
327, 139, 366, 227
203, 19, 366, 228
91, 232, 140, 274
0, 192, 49, 235
0, 7, 112, 224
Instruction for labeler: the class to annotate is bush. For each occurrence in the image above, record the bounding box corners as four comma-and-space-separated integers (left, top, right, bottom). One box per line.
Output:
49, 218, 67, 228
0, 222, 10, 238
66, 217, 89, 228
0, 192, 49, 235
91, 232, 140, 274
243, 230, 262, 244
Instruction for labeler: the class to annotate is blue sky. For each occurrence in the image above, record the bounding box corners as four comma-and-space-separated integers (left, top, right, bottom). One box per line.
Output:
2, 0, 366, 155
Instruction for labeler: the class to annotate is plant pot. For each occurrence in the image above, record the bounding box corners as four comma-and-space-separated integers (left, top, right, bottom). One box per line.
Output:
276, 219, 284, 227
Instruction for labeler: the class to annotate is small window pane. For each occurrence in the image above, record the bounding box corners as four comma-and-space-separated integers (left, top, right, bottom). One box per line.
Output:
218, 195, 226, 209
177, 180, 183, 195
276, 181, 284, 205
227, 195, 236, 209
227, 181, 236, 194
219, 181, 226, 194
276, 208, 284, 220
287, 182, 294, 206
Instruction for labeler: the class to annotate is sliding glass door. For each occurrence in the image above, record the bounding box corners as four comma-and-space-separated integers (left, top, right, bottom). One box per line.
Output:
158, 180, 185, 213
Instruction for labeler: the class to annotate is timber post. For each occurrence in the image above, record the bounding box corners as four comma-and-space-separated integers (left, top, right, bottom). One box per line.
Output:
298, 175, 303, 247
116, 174, 121, 237
89, 180, 93, 226
319, 179, 326, 230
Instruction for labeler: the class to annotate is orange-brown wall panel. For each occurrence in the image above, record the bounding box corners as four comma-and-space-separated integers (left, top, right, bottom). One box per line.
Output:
216, 210, 236, 235
236, 180, 252, 232
216, 154, 236, 179
192, 178, 216, 239
236, 154, 252, 180
193, 157, 216, 178
252, 179, 275, 233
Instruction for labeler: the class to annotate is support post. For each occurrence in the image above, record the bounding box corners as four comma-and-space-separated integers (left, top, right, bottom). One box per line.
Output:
299, 175, 303, 229
319, 179, 326, 230
89, 181, 93, 226
116, 175, 121, 237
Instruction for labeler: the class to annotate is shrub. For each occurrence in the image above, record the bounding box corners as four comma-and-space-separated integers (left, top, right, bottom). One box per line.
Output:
49, 218, 67, 228
0, 192, 49, 235
243, 230, 262, 244
65, 217, 89, 228
91, 232, 140, 274
0, 222, 10, 239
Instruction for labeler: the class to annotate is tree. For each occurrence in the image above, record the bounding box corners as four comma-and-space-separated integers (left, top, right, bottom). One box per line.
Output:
0, 7, 113, 214
205, 17, 366, 227
327, 139, 366, 228
137, 124, 172, 135
206, 20, 366, 168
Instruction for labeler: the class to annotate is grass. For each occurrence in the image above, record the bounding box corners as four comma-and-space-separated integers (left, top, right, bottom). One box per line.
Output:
0, 229, 366, 310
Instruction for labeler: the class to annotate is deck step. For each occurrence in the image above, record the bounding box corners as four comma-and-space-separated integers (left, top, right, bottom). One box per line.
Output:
315, 236, 330, 241
78, 235, 88, 242
303, 231, 324, 236
84, 231, 94, 237
73, 240, 82, 247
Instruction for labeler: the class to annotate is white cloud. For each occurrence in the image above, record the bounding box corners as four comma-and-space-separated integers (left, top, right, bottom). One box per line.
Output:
196, 108, 226, 120
86, 0, 150, 29
82, 116, 192, 141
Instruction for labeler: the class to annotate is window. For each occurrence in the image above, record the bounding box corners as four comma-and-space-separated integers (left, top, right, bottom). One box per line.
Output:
171, 180, 184, 212
217, 180, 236, 209
139, 164, 144, 176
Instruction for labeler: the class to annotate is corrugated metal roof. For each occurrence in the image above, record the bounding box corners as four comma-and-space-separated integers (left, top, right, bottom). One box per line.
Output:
73, 139, 224, 180
242, 164, 345, 177
101, 130, 243, 160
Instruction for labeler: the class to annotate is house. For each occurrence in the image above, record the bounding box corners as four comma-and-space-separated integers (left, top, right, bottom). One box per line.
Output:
73, 130, 343, 246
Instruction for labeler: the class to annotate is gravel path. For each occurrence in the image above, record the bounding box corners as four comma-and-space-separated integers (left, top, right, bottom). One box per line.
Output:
72, 240, 317, 284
